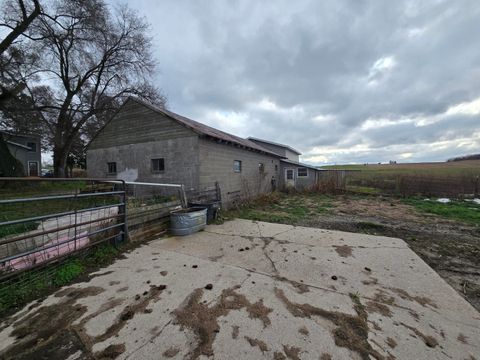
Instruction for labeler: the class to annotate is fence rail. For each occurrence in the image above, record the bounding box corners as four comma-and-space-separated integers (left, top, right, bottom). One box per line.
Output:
346, 172, 480, 197
0, 178, 127, 280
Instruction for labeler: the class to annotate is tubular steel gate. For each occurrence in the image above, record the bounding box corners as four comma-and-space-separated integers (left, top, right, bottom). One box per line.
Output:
0, 178, 127, 281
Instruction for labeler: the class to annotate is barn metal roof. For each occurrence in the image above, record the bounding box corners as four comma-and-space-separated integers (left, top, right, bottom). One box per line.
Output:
247, 137, 302, 155
280, 158, 321, 171
131, 97, 284, 158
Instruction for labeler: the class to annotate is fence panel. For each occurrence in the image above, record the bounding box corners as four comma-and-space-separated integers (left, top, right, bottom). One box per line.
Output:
0, 178, 126, 280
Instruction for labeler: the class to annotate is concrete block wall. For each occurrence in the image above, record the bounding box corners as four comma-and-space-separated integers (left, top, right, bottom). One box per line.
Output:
198, 138, 280, 207
86, 136, 200, 194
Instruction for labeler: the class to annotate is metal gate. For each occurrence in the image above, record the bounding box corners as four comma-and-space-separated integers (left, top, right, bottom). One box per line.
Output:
0, 178, 127, 280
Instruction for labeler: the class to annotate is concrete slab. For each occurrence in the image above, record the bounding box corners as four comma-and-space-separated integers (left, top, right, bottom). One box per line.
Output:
0, 219, 478, 360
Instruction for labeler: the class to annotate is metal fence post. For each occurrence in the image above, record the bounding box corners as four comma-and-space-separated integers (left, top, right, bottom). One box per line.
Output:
119, 180, 128, 243
180, 185, 188, 208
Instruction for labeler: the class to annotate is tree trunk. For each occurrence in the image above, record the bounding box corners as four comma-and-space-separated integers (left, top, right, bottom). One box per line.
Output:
53, 148, 68, 178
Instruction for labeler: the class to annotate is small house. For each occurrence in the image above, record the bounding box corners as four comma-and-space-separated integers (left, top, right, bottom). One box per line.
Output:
1, 131, 42, 176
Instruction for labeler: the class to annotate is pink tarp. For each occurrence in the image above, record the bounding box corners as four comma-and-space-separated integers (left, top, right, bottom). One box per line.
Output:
1, 231, 89, 271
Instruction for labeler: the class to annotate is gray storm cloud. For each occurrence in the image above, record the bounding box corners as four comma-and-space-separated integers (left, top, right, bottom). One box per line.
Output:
124, 0, 480, 164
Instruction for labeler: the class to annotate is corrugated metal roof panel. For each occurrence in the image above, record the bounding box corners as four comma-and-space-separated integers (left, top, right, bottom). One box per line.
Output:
131, 97, 284, 158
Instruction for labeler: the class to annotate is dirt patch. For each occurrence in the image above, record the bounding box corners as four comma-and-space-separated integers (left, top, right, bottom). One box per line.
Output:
274, 351, 287, 360
366, 300, 392, 317
399, 322, 438, 348
231, 325, 239, 339
386, 337, 397, 348
320, 354, 332, 360
283, 345, 302, 360
333, 245, 353, 258
362, 277, 378, 285
274, 287, 385, 360
372, 289, 395, 305
1, 286, 104, 360
95, 343, 125, 359
389, 287, 437, 309
298, 326, 309, 335
274, 275, 310, 294
92, 284, 166, 343
160, 271, 168, 276
163, 346, 180, 357
173, 286, 273, 359
245, 336, 269, 352
457, 333, 468, 344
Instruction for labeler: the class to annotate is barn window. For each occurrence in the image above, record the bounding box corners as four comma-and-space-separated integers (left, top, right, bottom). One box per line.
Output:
258, 163, 264, 173
107, 162, 117, 174
151, 158, 165, 173
297, 167, 308, 177
233, 160, 242, 173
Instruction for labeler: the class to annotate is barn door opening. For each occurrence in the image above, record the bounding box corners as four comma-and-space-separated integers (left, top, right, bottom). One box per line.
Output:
285, 168, 295, 188
28, 161, 39, 177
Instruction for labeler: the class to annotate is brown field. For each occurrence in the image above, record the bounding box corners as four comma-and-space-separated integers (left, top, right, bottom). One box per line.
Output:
323, 159, 480, 176
322, 160, 480, 197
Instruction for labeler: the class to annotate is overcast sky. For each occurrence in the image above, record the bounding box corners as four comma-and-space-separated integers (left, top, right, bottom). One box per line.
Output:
123, 0, 480, 165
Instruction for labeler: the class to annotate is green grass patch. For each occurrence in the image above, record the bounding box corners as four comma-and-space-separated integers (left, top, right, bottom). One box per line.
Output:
52, 260, 84, 286
346, 185, 382, 195
221, 192, 335, 225
0, 181, 87, 199
403, 198, 480, 224
0, 243, 120, 316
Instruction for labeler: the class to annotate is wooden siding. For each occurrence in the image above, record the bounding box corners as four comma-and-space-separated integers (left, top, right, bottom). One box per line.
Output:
88, 99, 195, 150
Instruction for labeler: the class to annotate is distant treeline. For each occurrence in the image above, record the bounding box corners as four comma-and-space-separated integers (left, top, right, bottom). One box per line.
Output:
447, 154, 480, 162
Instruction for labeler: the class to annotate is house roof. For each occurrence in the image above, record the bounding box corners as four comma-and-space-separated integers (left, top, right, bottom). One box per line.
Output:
0, 130, 40, 139
129, 97, 284, 158
247, 137, 302, 155
5, 140, 31, 150
280, 158, 321, 171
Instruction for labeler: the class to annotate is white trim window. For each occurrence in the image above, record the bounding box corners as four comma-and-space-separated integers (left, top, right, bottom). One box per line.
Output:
297, 167, 308, 177
233, 160, 242, 173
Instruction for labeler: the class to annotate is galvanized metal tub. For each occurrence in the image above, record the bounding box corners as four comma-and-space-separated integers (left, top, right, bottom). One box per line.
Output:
170, 207, 207, 236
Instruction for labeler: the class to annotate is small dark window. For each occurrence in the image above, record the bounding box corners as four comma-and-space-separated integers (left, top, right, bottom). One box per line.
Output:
297, 167, 308, 177
233, 160, 242, 173
151, 158, 165, 173
275, 164, 278, 171
27, 142, 36, 152
286, 169, 294, 180
107, 162, 117, 174
258, 163, 264, 173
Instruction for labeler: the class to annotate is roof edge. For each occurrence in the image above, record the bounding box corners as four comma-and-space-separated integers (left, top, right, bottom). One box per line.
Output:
280, 158, 320, 171
129, 97, 285, 158
247, 137, 302, 155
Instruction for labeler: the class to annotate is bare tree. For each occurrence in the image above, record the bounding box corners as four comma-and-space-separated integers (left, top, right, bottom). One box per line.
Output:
3, 0, 166, 177
0, 0, 42, 105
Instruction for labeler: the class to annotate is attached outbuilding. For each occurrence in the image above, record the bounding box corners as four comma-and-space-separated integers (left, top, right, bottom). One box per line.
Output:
248, 137, 323, 191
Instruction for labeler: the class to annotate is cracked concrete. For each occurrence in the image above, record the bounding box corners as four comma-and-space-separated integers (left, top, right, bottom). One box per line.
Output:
0, 219, 479, 359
